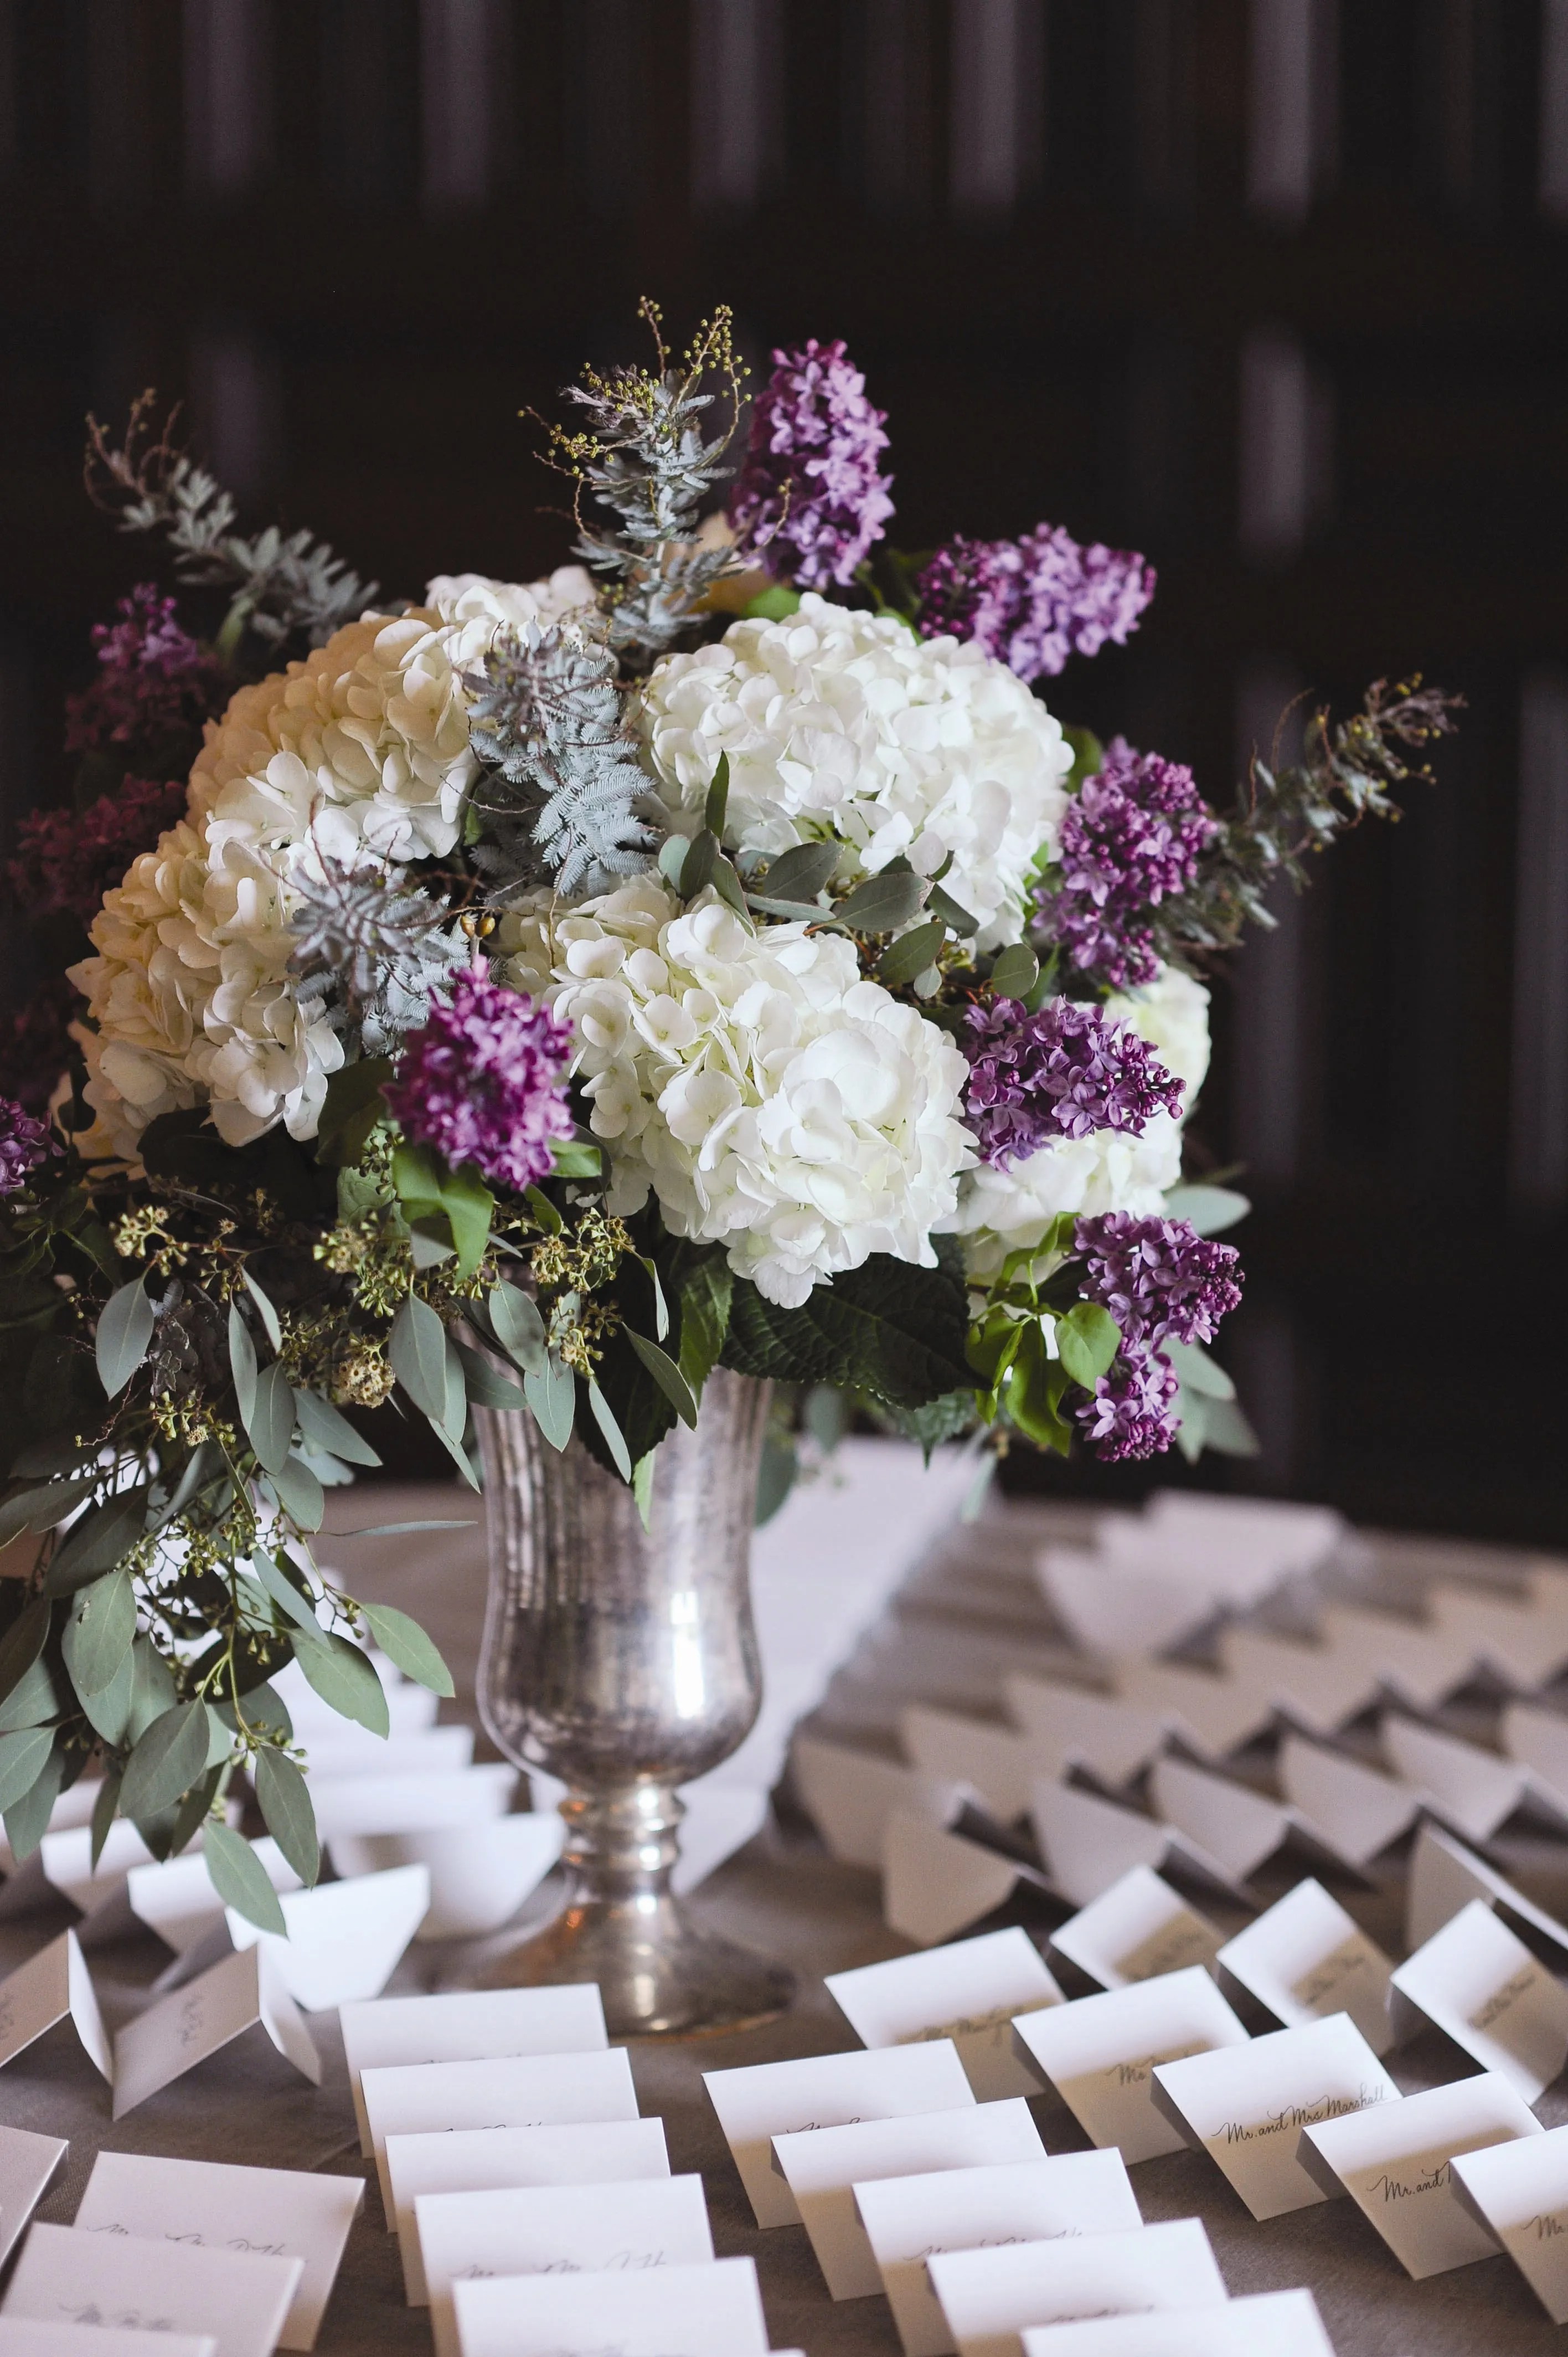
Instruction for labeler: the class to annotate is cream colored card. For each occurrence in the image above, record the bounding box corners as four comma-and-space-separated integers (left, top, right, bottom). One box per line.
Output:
0, 2127, 68, 2270
1502, 1701, 1568, 1811
112, 1946, 319, 2121
881, 1814, 1039, 1949
1018, 2287, 1333, 2354
1406, 1820, 1568, 1957
1030, 1782, 1235, 1910
0, 1931, 110, 2080
1001, 1681, 1164, 1788
1152, 2013, 1397, 2220
341, 1983, 608, 2157
1147, 1758, 1290, 1885
902, 1708, 1053, 1823
328, 1813, 565, 1943
1276, 1736, 1418, 1870
856, 2153, 1141, 2357
293, 1727, 469, 1780
362, 2047, 639, 2213
1144, 1490, 1343, 1566
1391, 1898, 1568, 2101
126, 1843, 301, 1956
225, 1865, 431, 2012
1382, 1714, 1529, 1843
306, 1766, 515, 1839
929, 2218, 1227, 2357
2, 2222, 301, 2357
703, 2040, 974, 2229
1319, 1605, 1474, 1713
1301, 2071, 1542, 2278
417, 2174, 713, 2357
792, 1736, 965, 1870
1035, 1551, 1221, 1660
0, 2325, 214, 2357
826, 1928, 1063, 2102
1049, 1866, 1222, 1994
450, 2252, 769, 2357
1012, 1969, 1249, 2165
73, 2153, 361, 2352
1216, 1879, 1394, 2052
775, 2100, 1044, 2301
1451, 2119, 1568, 2323
1110, 1661, 1272, 1764
1093, 1516, 1294, 1602
1219, 1630, 1376, 1740
390, 2118, 670, 2304
1430, 1585, 1568, 1690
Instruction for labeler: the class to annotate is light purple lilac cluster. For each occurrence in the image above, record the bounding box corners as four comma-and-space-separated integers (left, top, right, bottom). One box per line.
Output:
915, 524, 1156, 683
0, 1097, 53, 1194
1036, 739, 1218, 989
730, 339, 894, 590
1071, 1210, 1244, 1461
383, 969, 575, 1194
961, 997, 1183, 1171
63, 585, 223, 766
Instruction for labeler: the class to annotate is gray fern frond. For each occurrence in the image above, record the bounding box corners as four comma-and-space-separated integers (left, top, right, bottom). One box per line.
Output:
288, 861, 467, 1053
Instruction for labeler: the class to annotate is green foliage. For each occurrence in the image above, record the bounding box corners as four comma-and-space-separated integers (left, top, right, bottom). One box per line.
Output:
391, 1143, 494, 1281
203, 1820, 287, 1935
721, 1244, 972, 1409
254, 1749, 319, 1887
360, 1603, 455, 1699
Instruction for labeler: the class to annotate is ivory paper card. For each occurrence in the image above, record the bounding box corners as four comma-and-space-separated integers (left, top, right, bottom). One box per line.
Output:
127, 1843, 301, 1955
826, 1928, 1064, 2101
112, 1946, 320, 2121
1110, 1662, 1272, 1764
342, 1983, 607, 2157
0, 1931, 110, 2080
1276, 1737, 1418, 1871
1012, 1969, 1249, 2164
1030, 1782, 1235, 1910
773, 2099, 1045, 2301
1218, 1631, 1376, 1740
1216, 1879, 1394, 2052
306, 1766, 515, 1839
389, 2118, 670, 2304
225, 1865, 431, 2011
362, 2046, 639, 2212
1382, 1715, 1531, 1844
1147, 1758, 1290, 1885
1301, 2070, 1542, 2278
902, 1709, 1050, 1823
703, 2040, 974, 2229
2, 2222, 302, 2357
1018, 2287, 1333, 2355
855, 2152, 1141, 2357
0, 2327, 214, 2357
1049, 1866, 1222, 1994
1391, 1898, 1568, 2100
927, 2219, 1228, 2357
1430, 1585, 1568, 1690
881, 1814, 1048, 1949
1319, 1606, 1473, 1713
1406, 1820, 1568, 1957
73, 2153, 360, 2351
1036, 1551, 1221, 1660
1151, 2014, 1397, 2219
327, 1815, 564, 1943
1503, 1702, 1568, 1811
291, 1728, 470, 1781
0, 2128, 68, 2269
1001, 1682, 1164, 1789
417, 2174, 713, 2357
792, 1736, 965, 1870
1450, 2119, 1568, 2324
450, 2253, 769, 2357
1144, 1490, 1343, 1567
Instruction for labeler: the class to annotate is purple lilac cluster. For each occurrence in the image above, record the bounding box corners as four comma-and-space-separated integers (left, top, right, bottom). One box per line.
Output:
729, 339, 894, 590
1076, 1352, 1181, 1463
962, 997, 1183, 1171
383, 969, 575, 1193
63, 585, 224, 767
1072, 1210, 1244, 1461
9, 776, 188, 929
0, 1097, 53, 1194
915, 525, 1156, 684
1036, 740, 1219, 989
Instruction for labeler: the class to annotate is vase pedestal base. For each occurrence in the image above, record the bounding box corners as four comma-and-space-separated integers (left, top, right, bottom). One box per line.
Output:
468, 1892, 794, 2038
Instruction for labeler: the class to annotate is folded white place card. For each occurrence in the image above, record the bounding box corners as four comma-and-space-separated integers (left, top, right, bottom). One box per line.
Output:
73, 2152, 360, 2353
1152, 2012, 1397, 2220
1017, 2286, 1333, 2355
1275, 1736, 1418, 1871
127, 1843, 302, 1956
0, 2127, 68, 2271
1001, 1681, 1164, 1789
1030, 1782, 1235, 1910
1093, 1518, 1294, 1602
1430, 1585, 1568, 1691
882, 1813, 1044, 1949
703, 2039, 974, 2229
1049, 1866, 1222, 1994
389, 2118, 670, 2304
0, 1930, 111, 2081
450, 2252, 769, 2357
1145, 1490, 1343, 1565
826, 1927, 1063, 2102
3, 2222, 302, 2357
902, 1708, 1051, 1824
1036, 1552, 1220, 1661
1391, 1897, 1568, 2101
112, 1944, 321, 2121
1450, 2118, 1568, 2323
293, 1726, 470, 1780
1502, 1701, 1568, 1810
928, 2217, 1228, 2357
1216, 1879, 1394, 2052
1406, 1820, 1568, 1958
776, 2099, 1045, 2301
226, 1865, 431, 2012
1219, 1630, 1377, 1740
1147, 1758, 1290, 1886
856, 2152, 1142, 2357
1301, 2069, 1542, 2278
0, 2325, 214, 2357
363, 2046, 639, 2213
1110, 1662, 1272, 1765
1382, 1714, 1531, 1844
327, 1813, 565, 1943
793, 1736, 966, 1870
341, 1980, 607, 2157
419, 2173, 713, 2357
1319, 1605, 1474, 1714
306, 1765, 516, 1840
1012, 1969, 1249, 2164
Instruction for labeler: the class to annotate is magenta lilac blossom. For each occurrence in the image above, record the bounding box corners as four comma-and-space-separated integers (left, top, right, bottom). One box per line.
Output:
1076, 1350, 1181, 1461
383, 969, 576, 1193
729, 339, 894, 590
0, 1096, 53, 1193
63, 585, 224, 768
916, 523, 1156, 683
962, 997, 1183, 1170
1074, 1211, 1243, 1350
1036, 740, 1218, 989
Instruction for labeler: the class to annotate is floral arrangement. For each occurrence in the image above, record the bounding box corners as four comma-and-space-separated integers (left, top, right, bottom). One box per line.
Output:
0, 305, 1457, 1921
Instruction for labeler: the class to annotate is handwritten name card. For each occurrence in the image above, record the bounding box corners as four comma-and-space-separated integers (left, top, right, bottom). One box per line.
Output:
2, 2222, 301, 2357
704, 2040, 974, 2230
0, 2320, 215, 2357
1216, 1879, 1394, 2052
362, 2047, 639, 2214
1391, 1897, 1568, 2101
1049, 1867, 1222, 1995
111, 1945, 320, 2122
1301, 2070, 1543, 2278
326, 1814, 565, 1944
449, 2252, 770, 2357
340, 1983, 607, 2158
0, 1932, 110, 2082
1012, 1969, 1249, 2166
1017, 2286, 1334, 2354
902, 1708, 1052, 1824
225, 1865, 431, 2013
0, 2127, 68, 2272
928, 2218, 1228, 2357
826, 1928, 1063, 2102
1152, 2013, 1397, 2220
1451, 2118, 1568, 2324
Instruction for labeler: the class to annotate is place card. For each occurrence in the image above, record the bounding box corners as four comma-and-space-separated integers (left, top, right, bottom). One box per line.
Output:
1319, 1605, 1474, 1713
0, 2128, 68, 2270
389, 2118, 670, 2304
1012, 1969, 1249, 2164
0, 1930, 111, 2081
1110, 1661, 1272, 1764
306, 1765, 516, 1840
1143, 1490, 1344, 1567
1300, 2070, 1542, 2278
902, 1708, 1051, 1823
1502, 1701, 1568, 1811
1216, 1879, 1394, 2052
1151, 2013, 1397, 2220
127, 1843, 301, 1955
1406, 1820, 1568, 1957
775, 2099, 1045, 2301
1017, 2286, 1333, 2354
226, 1865, 431, 2011
327, 1814, 565, 1942
1001, 1681, 1164, 1789
703, 2039, 974, 2229
1036, 1551, 1221, 1660
927, 2218, 1228, 2357
882, 1813, 1046, 1949
792, 1736, 966, 1870
1391, 1898, 1568, 2101
855, 2152, 1142, 2357
1382, 1715, 1531, 1844
1218, 1630, 1377, 1740
0, 2325, 214, 2357
342, 1983, 608, 2156
1048, 1867, 1223, 1994
1275, 1736, 1418, 1871
1450, 2119, 1568, 2323
112, 1944, 321, 2121
293, 1727, 471, 1780
1092, 1519, 1289, 1603
450, 2252, 770, 2357
418, 2174, 713, 2357
1430, 1584, 1568, 1691
2, 2222, 302, 2357
826, 1928, 1064, 2101
362, 2046, 639, 2212
1030, 1783, 1236, 1910
1147, 1758, 1290, 1886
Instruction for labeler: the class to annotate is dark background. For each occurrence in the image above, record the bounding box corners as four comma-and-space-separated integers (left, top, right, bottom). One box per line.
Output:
1, 0, 1565, 1538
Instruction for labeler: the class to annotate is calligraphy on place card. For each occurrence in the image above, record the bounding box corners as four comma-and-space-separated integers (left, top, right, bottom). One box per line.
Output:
111, 1944, 320, 2121
927, 2218, 1228, 2357
1012, 1970, 1249, 2166
1450, 2118, 1568, 2324
340, 1983, 607, 2157
0, 1930, 111, 2081
0, 2127, 68, 2273
2, 2221, 301, 2357
1216, 1879, 1394, 2052
1151, 2014, 1398, 2220
361, 2046, 639, 2214
1017, 2286, 1334, 2355
1301, 2071, 1543, 2279
0, 2322, 215, 2357
826, 1928, 1064, 2102
1049, 1867, 1222, 1995
450, 2252, 770, 2357
1391, 1898, 1568, 2101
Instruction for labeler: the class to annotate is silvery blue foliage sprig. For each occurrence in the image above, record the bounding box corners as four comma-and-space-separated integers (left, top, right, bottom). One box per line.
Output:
288, 860, 471, 1056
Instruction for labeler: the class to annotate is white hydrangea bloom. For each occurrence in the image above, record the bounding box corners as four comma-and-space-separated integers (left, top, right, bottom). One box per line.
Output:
509, 878, 974, 1308
638, 593, 1073, 951
940, 964, 1212, 1278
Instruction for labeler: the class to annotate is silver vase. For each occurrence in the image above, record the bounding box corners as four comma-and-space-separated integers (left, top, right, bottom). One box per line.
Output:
467, 1368, 795, 2036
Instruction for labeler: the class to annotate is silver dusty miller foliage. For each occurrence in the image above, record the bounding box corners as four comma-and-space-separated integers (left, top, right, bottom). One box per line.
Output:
288, 860, 470, 1057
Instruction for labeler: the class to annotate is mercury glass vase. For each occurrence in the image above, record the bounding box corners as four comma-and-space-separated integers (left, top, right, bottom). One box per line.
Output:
467, 1367, 795, 2036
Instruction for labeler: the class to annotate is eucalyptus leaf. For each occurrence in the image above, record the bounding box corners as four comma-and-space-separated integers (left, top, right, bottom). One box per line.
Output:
61, 1568, 136, 1699
269, 1455, 325, 1531
453, 1341, 528, 1412
90, 1772, 120, 1868
45, 1484, 148, 1595
291, 1388, 380, 1468
327, 1519, 478, 1538
657, 832, 688, 888
291, 1630, 390, 1736
254, 1749, 319, 1886
1162, 1183, 1251, 1237
708, 852, 749, 919
633, 1452, 656, 1531
120, 1700, 212, 1821
249, 1551, 323, 1636
126, 1639, 177, 1746
763, 840, 839, 903
523, 1186, 563, 1236
488, 1282, 547, 1376
389, 1295, 448, 1422
833, 870, 929, 934
359, 1603, 455, 1698
0, 1599, 51, 1710
704, 750, 731, 838
676, 829, 718, 898
95, 1277, 155, 1398
3, 1743, 63, 1863
240, 1269, 282, 1352
409, 1228, 456, 1269
203, 1821, 288, 1935
0, 1726, 55, 1813
0, 1652, 60, 1733
1192, 1393, 1261, 1458
875, 918, 947, 989
441, 1339, 468, 1441
625, 1333, 699, 1430
0, 1471, 100, 1547
925, 882, 978, 938
524, 1354, 576, 1453
587, 1381, 632, 1480
987, 942, 1040, 1000
1162, 1336, 1236, 1401
80, 1640, 136, 1745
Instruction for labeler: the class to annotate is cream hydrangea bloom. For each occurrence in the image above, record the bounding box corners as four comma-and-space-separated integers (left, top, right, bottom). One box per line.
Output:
638, 594, 1073, 951
501, 878, 974, 1308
